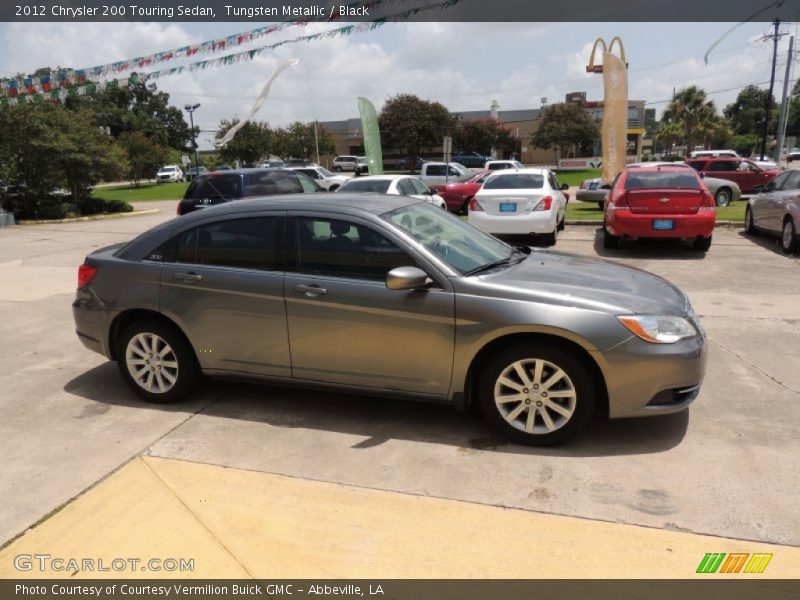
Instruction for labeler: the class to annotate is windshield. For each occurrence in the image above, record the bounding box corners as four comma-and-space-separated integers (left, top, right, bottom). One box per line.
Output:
382, 203, 511, 274
341, 179, 391, 193
484, 173, 544, 190
159, 167, 176, 173
319, 167, 335, 177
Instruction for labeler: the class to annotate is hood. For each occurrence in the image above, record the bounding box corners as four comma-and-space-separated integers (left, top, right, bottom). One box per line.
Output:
472, 249, 688, 315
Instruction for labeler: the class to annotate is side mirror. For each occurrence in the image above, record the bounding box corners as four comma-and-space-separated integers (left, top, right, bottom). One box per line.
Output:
386, 266, 430, 291
752, 184, 764, 193
560, 183, 569, 190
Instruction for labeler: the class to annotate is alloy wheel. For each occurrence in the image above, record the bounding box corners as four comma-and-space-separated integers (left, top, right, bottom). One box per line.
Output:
493, 359, 577, 435
783, 221, 795, 252
125, 333, 179, 394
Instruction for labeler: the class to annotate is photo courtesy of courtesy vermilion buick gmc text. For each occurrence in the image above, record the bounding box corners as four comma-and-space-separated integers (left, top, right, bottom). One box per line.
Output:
73, 194, 706, 446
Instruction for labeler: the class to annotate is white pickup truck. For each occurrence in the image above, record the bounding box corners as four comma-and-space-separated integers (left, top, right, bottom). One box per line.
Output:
419, 162, 468, 186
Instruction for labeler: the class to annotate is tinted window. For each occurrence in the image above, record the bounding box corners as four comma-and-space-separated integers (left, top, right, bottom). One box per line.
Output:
182, 218, 280, 270
483, 174, 544, 190
340, 179, 391, 193
246, 171, 304, 196
706, 161, 736, 172
147, 228, 197, 263
189, 174, 242, 200
397, 179, 416, 196
426, 165, 446, 176
409, 178, 429, 195
295, 217, 414, 281
686, 161, 705, 171
780, 171, 800, 190
765, 171, 791, 192
625, 172, 700, 190
297, 168, 319, 179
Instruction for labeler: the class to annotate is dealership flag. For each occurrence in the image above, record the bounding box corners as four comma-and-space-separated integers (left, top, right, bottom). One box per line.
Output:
358, 97, 384, 176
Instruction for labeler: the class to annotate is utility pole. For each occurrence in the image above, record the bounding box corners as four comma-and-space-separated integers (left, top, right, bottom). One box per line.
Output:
759, 20, 787, 160
775, 35, 795, 164
184, 103, 201, 170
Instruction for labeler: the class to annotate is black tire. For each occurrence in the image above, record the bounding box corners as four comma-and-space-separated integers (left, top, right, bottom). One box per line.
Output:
541, 228, 557, 247
693, 236, 712, 252
603, 227, 620, 249
116, 319, 199, 404
714, 187, 732, 207
781, 219, 799, 254
477, 342, 597, 446
557, 214, 565, 231
597, 201, 604, 210
460, 198, 471, 215
744, 206, 757, 235
328, 185, 340, 192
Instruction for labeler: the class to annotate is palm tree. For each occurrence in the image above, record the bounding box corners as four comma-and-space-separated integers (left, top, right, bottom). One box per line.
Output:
662, 86, 717, 156
655, 121, 683, 156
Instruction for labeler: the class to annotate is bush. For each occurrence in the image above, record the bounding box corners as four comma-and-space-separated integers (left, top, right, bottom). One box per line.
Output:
0, 192, 132, 220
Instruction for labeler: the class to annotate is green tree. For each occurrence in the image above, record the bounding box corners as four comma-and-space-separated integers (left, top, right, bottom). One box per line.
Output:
531, 103, 599, 159
117, 131, 167, 186
723, 85, 777, 136
215, 119, 273, 166
379, 94, 455, 169
785, 79, 800, 142
274, 121, 336, 160
654, 121, 683, 156
662, 86, 717, 156
454, 119, 519, 157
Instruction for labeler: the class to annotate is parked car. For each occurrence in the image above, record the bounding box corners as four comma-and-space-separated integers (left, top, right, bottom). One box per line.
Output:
628, 162, 741, 207
337, 174, 446, 209
332, 155, 361, 172
289, 166, 350, 191
354, 157, 369, 176
470, 168, 568, 246
750, 157, 780, 170
284, 158, 315, 167
156, 165, 183, 184
430, 169, 492, 214
183, 166, 208, 183
685, 157, 780, 193
576, 178, 609, 209
73, 195, 706, 446
786, 148, 800, 163
176, 168, 321, 215
452, 151, 492, 168
485, 160, 525, 171
396, 157, 426, 170
603, 165, 716, 251
745, 168, 800, 253
259, 159, 287, 169
419, 162, 469, 187
214, 164, 233, 171
689, 149, 738, 159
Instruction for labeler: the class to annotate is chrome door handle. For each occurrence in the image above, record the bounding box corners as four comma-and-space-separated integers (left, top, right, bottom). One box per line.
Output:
294, 284, 327, 297
173, 272, 202, 283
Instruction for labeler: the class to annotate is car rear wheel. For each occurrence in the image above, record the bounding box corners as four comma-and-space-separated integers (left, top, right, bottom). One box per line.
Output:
541, 227, 557, 246
478, 343, 596, 446
460, 198, 471, 215
602, 227, 620, 249
333, 166, 341, 172
116, 319, 199, 404
782, 219, 799, 254
328, 185, 340, 192
744, 206, 757, 235
597, 201, 604, 210
693, 236, 712, 252
714, 188, 732, 207
557, 214, 565, 231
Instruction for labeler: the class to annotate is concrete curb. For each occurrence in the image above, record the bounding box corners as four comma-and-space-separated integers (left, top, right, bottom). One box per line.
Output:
566, 220, 745, 229
17, 209, 160, 225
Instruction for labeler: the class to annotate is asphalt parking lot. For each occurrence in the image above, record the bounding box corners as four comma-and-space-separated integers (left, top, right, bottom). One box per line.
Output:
0, 199, 798, 555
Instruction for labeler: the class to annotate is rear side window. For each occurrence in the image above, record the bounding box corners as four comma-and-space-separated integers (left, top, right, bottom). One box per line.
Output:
246, 171, 303, 196
706, 161, 736, 172
625, 172, 700, 190
686, 161, 705, 171
341, 179, 391, 193
483, 174, 544, 189
148, 218, 280, 271
188, 175, 242, 200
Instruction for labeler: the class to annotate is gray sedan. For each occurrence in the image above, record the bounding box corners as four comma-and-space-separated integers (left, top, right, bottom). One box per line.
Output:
745, 169, 800, 253
73, 194, 706, 446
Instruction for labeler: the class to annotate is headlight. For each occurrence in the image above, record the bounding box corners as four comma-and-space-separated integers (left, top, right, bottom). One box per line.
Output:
617, 315, 698, 344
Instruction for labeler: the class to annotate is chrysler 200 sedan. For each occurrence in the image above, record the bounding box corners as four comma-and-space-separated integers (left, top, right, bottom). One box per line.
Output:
73, 194, 706, 445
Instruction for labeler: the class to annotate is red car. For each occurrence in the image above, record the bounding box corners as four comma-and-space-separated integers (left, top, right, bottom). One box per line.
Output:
685, 157, 780, 193
603, 166, 716, 251
430, 169, 491, 213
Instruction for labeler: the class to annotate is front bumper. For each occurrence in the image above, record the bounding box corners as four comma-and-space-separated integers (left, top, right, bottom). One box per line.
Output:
469, 210, 557, 235
595, 332, 707, 418
605, 209, 715, 239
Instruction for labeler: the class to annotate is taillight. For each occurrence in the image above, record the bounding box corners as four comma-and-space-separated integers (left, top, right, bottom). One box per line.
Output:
78, 264, 97, 289
608, 190, 629, 210
532, 196, 553, 211
176, 202, 183, 215
699, 191, 716, 210
469, 197, 483, 212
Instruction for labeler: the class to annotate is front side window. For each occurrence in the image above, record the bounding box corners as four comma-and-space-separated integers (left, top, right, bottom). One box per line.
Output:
294, 217, 415, 281
148, 218, 280, 271
426, 165, 445, 176
409, 178, 429, 195
340, 179, 391, 193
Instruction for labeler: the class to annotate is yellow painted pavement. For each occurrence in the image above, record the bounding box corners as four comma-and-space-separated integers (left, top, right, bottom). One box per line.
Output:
1, 455, 798, 579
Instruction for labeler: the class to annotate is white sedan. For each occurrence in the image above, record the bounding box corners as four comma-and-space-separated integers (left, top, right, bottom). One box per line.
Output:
336, 174, 447, 209
469, 168, 568, 246
289, 166, 350, 191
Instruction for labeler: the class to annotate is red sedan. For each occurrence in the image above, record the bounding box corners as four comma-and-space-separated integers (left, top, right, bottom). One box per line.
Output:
603, 166, 716, 251
430, 169, 491, 213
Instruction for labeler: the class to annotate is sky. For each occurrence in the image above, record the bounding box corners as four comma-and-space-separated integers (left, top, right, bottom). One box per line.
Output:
0, 20, 797, 149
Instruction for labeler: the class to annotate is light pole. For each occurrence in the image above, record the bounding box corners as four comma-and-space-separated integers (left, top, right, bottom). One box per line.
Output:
301, 62, 321, 166
184, 103, 201, 170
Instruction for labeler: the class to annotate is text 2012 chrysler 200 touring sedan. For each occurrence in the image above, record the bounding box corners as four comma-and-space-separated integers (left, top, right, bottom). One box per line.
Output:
73, 194, 706, 445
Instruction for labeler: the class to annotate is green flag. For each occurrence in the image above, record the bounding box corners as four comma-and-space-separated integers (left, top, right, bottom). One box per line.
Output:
357, 97, 383, 175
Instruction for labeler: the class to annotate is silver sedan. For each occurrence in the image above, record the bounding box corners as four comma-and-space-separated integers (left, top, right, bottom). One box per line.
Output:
745, 169, 800, 253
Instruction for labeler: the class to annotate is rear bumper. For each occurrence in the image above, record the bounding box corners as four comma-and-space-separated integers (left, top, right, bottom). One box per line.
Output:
605, 209, 715, 239
73, 295, 114, 359
469, 210, 557, 235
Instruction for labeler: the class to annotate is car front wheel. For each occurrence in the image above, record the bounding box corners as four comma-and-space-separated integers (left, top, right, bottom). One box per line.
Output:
116, 319, 199, 404
744, 206, 757, 235
478, 343, 597, 446
782, 219, 799, 253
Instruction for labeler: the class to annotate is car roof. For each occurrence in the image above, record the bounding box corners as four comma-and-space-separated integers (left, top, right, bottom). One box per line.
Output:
486, 167, 547, 175
623, 165, 693, 172
343, 174, 410, 182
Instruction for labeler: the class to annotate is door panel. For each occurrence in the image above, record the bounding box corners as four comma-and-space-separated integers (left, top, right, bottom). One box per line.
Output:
285, 215, 455, 395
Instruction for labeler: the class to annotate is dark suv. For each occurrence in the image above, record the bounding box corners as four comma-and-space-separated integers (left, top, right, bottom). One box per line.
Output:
178, 168, 321, 215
